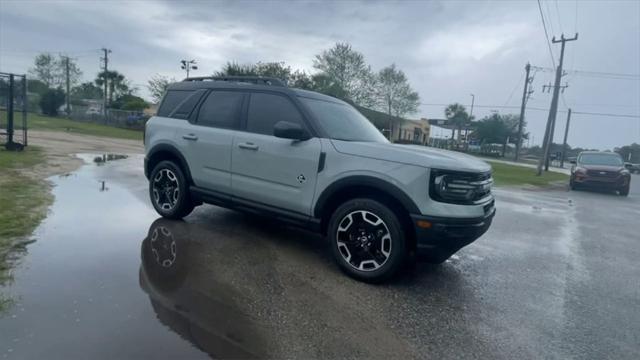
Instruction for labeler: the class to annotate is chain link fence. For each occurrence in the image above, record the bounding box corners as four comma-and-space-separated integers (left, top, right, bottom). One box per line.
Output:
0, 72, 28, 149
68, 105, 150, 130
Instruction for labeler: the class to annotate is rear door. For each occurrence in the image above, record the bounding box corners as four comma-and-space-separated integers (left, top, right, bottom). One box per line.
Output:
231, 92, 322, 216
176, 90, 244, 194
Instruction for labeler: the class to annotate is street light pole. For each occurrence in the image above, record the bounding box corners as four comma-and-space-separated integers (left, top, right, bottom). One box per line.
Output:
180, 59, 198, 78
465, 94, 474, 151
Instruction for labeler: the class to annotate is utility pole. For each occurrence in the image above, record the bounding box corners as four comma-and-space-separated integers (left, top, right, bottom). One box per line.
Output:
465, 94, 474, 151
180, 59, 198, 78
64, 56, 70, 117
560, 108, 572, 168
515, 63, 533, 162
537, 33, 578, 175
100, 48, 111, 116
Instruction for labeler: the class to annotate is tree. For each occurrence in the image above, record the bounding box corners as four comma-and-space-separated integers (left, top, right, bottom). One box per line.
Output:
112, 94, 148, 111
29, 53, 58, 87
28, 53, 81, 88
615, 143, 640, 163
444, 103, 471, 146
39, 88, 65, 116
376, 64, 420, 136
71, 82, 103, 100
147, 74, 175, 104
474, 113, 526, 156
95, 70, 130, 105
313, 43, 377, 107
27, 79, 49, 97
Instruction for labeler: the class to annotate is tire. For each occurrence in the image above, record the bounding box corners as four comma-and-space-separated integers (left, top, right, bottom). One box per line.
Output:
619, 183, 630, 197
328, 198, 407, 283
149, 160, 194, 219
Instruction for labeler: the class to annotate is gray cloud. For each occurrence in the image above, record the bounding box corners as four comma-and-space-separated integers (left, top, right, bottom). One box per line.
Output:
1, 0, 638, 149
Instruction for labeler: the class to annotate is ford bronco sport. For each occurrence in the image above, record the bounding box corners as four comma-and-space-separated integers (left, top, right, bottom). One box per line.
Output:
144, 76, 495, 282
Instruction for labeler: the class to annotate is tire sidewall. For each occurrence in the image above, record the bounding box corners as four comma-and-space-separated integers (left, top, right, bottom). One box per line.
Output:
149, 160, 192, 219
328, 198, 406, 282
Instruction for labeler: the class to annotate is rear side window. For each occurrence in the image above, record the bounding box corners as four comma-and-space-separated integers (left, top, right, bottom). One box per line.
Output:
170, 89, 207, 119
196, 91, 244, 129
247, 93, 305, 135
157, 90, 192, 117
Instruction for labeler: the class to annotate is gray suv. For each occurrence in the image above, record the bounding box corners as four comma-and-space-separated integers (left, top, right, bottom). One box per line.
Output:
144, 76, 495, 282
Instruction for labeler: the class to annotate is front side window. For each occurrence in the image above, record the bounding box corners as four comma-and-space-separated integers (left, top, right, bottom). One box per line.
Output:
196, 91, 244, 129
299, 96, 388, 143
247, 93, 305, 135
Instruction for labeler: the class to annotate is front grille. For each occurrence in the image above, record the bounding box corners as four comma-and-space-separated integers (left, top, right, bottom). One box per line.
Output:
586, 170, 618, 178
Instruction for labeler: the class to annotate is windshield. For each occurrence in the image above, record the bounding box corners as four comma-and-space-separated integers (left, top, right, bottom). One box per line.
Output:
299, 97, 389, 143
579, 153, 623, 166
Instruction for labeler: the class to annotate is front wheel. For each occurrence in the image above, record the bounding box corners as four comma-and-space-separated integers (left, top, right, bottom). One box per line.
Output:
619, 183, 630, 197
328, 198, 406, 283
149, 160, 194, 219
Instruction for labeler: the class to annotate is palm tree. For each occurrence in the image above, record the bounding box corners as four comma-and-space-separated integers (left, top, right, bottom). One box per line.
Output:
95, 70, 130, 106
444, 103, 470, 149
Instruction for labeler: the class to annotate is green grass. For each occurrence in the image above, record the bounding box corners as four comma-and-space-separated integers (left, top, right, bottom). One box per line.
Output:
489, 161, 569, 187
2, 111, 142, 141
0, 146, 53, 312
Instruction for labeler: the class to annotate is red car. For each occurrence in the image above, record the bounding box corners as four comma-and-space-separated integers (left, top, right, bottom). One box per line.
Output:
570, 151, 631, 196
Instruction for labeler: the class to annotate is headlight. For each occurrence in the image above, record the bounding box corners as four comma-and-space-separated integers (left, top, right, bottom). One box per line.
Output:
574, 167, 587, 174
429, 169, 492, 204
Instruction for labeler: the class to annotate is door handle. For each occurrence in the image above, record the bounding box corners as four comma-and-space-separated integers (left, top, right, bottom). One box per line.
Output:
238, 142, 259, 151
182, 134, 198, 141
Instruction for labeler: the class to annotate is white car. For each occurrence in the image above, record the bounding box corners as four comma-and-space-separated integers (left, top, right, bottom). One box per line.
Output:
144, 76, 495, 282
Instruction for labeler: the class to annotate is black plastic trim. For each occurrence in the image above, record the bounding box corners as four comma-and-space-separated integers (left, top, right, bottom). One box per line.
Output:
145, 144, 193, 184
317, 152, 326, 173
189, 186, 321, 232
313, 175, 421, 217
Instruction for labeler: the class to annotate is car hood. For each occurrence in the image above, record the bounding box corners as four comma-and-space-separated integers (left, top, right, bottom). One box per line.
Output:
580, 164, 623, 171
331, 140, 491, 173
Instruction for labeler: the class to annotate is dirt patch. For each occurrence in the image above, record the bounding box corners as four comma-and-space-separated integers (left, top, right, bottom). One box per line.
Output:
24, 130, 144, 177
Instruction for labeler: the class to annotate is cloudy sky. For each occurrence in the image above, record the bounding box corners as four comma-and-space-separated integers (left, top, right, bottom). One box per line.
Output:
1, 0, 639, 149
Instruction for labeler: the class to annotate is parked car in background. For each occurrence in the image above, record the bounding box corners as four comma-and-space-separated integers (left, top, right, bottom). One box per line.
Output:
624, 162, 640, 174
570, 151, 631, 196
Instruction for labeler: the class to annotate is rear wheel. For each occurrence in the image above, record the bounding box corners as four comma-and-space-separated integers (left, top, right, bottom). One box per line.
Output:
149, 160, 194, 219
328, 198, 406, 283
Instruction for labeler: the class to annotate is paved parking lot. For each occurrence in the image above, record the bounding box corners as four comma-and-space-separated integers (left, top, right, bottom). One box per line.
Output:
1, 154, 639, 359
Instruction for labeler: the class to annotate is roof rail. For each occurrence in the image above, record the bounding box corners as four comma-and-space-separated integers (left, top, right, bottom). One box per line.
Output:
182, 76, 287, 87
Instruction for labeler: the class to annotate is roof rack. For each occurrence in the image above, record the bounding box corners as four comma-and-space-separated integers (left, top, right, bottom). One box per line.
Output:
182, 76, 287, 87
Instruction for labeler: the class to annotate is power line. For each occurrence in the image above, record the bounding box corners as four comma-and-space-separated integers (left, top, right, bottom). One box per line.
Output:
419, 103, 639, 118
537, 0, 557, 69
503, 71, 525, 106
554, 0, 564, 34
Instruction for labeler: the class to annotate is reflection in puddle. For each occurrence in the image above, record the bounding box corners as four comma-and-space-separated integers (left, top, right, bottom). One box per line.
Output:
93, 154, 128, 165
139, 219, 269, 359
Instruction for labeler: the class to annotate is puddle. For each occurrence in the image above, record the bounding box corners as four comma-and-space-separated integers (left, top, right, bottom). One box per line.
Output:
0, 155, 260, 359
0, 154, 414, 359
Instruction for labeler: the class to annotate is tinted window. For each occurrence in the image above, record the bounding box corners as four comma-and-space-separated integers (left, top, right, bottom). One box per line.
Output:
579, 153, 623, 166
196, 91, 244, 129
247, 93, 305, 135
157, 90, 191, 117
299, 97, 388, 143
170, 89, 207, 119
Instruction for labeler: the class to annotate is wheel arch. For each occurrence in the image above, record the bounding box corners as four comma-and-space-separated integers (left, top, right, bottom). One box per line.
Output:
314, 176, 419, 249
146, 144, 193, 184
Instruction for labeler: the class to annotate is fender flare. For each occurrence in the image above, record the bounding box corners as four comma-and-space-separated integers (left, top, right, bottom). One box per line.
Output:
146, 144, 193, 184
313, 175, 421, 218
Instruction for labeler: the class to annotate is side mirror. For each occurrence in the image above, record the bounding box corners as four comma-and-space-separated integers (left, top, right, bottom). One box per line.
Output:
570, 159, 577, 164
273, 121, 310, 141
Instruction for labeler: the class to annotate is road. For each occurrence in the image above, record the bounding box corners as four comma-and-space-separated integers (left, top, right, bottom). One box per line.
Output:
1, 154, 639, 359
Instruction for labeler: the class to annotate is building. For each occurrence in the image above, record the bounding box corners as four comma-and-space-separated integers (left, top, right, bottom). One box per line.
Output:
391, 118, 431, 145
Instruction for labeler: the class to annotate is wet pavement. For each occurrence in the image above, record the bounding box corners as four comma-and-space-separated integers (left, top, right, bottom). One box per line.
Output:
1, 155, 639, 359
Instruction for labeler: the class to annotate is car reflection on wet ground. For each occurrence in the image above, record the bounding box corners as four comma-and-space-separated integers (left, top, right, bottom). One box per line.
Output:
1, 155, 639, 359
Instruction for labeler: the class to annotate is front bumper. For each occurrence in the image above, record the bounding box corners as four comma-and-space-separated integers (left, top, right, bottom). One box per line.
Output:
410, 205, 495, 261
573, 174, 628, 188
